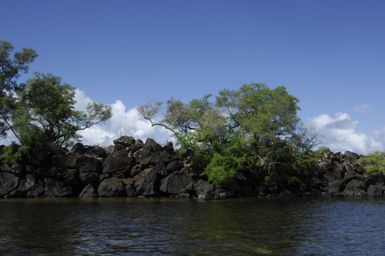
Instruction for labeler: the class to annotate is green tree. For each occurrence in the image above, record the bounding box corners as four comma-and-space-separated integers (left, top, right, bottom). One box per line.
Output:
15, 73, 112, 151
0, 40, 37, 138
139, 83, 315, 186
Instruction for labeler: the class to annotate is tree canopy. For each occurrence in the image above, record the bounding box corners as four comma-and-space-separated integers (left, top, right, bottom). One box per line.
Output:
139, 83, 315, 187
0, 40, 37, 138
0, 40, 111, 163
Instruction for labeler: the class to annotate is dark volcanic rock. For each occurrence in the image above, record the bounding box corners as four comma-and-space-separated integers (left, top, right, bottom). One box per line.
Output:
8, 174, 43, 198
367, 185, 385, 197
160, 172, 194, 195
343, 179, 366, 196
103, 151, 135, 175
79, 184, 98, 198
44, 178, 74, 197
133, 168, 160, 196
98, 177, 126, 197
0, 172, 19, 197
77, 156, 102, 186
194, 180, 215, 199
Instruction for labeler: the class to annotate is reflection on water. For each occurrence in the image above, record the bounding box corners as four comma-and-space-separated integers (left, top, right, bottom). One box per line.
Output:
0, 198, 384, 255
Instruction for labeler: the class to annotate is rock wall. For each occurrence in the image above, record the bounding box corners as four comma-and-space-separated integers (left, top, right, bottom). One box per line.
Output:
1, 136, 385, 199
0, 136, 215, 199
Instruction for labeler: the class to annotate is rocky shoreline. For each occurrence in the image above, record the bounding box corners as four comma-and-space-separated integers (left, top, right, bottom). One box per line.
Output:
1, 136, 385, 199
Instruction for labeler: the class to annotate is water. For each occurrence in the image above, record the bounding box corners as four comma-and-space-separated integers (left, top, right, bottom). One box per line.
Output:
0, 198, 384, 255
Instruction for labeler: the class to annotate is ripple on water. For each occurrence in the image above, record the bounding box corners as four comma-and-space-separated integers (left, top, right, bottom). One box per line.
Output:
0, 198, 385, 255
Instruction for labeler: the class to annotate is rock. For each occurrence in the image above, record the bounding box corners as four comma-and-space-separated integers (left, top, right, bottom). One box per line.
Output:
62, 169, 80, 187
160, 172, 194, 195
159, 150, 178, 164
344, 151, 359, 162
133, 168, 160, 196
98, 177, 126, 197
166, 160, 182, 173
77, 156, 102, 186
0, 172, 19, 197
8, 174, 44, 198
123, 178, 135, 197
162, 142, 174, 152
84, 146, 108, 158
113, 136, 136, 147
367, 185, 385, 197
105, 145, 114, 154
44, 178, 74, 197
343, 179, 366, 196
10, 164, 24, 177
143, 138, 162, 152
364, 174, 384, 188
79, 184, 98, 198
130, 165, 142, 177
139, 152, 161, 167
327, 181, 342, 195
103, 151, 135, 175
194, 180, 214, 199
113, 136, 143, 153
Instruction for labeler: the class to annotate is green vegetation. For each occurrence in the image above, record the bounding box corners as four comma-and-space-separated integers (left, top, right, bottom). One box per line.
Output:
0, 40, 111, 164
357, 152, 385, 175
139, 83, 316, 187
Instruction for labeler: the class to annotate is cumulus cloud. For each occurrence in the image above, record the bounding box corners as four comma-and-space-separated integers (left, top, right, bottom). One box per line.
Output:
354, 104, 372, 113
75, 89, 173, 146
308, 113, 383, 154
0, 89, 173, 147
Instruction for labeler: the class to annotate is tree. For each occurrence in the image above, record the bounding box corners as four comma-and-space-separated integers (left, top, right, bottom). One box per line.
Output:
139, 83, 314, 186
14, 73, 112, 150
0, 40, 37, 138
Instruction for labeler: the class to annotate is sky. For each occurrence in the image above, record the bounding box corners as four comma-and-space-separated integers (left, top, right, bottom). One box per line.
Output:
2, 0, 385, 153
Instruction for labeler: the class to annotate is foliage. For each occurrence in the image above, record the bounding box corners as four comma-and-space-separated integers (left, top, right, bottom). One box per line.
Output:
0, 41, 112, 164
356, 152, 385, 175
139, 83, 315, 187
14, 73, 112, 150
0, 143, 28, 165
0, 40, 37, 138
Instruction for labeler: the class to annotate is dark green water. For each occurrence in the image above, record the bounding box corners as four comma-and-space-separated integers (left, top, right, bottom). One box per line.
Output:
0, 198, 384, 255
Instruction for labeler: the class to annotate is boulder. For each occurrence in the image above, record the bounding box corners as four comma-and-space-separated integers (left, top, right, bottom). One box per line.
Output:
103, 151, 135, 175
9, 174, 44, 198
77, 156, 102, 186
0, 172, 19, 197
98, 177, 126, 197
44, 178, 74, 197
10, 164, 24, 177
166, 160, 182, 173
367, 185, 385, 197
143, 138, 162, 152
79, 184, 98, 198
123, 178, 135, 197
160, 172, 194, 195
343, 179, 366, 196
113, 136, 143, 153
133, 168, 160, 196
194, 180, 214, 199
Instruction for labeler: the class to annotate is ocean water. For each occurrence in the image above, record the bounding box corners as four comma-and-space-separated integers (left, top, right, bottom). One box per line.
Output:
0, 197, 384, 255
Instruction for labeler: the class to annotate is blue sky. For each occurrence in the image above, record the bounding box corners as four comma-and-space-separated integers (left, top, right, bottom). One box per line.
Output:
2, 0, 385, 152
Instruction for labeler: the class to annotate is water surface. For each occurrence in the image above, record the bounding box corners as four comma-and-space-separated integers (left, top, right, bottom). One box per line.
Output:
0, 197, 384, 255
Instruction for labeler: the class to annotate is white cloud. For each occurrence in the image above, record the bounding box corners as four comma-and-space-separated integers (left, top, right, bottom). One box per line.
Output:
308, 113, 383, 154
0, 89, 173, 147
75, 89, 173, 146
354, 104, 372, 113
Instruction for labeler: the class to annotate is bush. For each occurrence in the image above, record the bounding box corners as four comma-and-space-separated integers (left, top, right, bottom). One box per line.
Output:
356, 152, 385, 175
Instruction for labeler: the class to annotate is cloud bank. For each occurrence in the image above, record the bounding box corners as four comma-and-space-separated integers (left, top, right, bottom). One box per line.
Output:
74, 89, 173, 146
1, 89, 384, 155
308, 113, 384, 154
